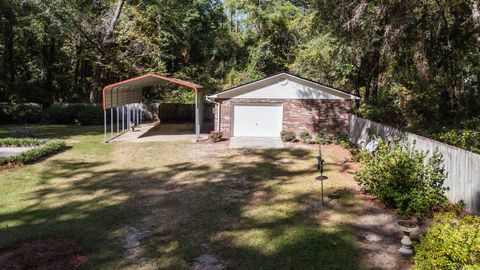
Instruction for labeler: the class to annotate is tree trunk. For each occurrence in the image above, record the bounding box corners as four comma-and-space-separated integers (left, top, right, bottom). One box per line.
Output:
3, 14, 15, 101
354, 66, 362, 108
43, 25, 55, 106
90, 0, 125, 104
90, 64, 101, 104
102, 0, 125, 46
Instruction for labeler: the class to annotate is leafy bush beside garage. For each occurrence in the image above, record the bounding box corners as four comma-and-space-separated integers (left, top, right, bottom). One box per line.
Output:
355, 139, 449, 218
0, 138, 67, 166
280, 130, 296, 142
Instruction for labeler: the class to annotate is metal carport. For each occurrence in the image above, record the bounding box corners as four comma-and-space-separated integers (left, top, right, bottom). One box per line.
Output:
102, 74, 203, 143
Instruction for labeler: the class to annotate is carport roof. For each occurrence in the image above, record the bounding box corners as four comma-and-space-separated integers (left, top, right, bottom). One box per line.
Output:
102, 74, 202, 110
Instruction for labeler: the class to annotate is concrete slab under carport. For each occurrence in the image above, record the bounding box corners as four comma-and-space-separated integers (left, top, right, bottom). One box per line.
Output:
229, 137, 284, 149
111, 122, 210, 143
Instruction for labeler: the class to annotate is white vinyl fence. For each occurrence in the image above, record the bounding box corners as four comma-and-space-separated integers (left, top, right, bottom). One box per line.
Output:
348, 115, 480, 214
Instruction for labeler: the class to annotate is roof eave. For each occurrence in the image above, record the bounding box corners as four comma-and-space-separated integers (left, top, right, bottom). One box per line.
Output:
207, 72, 361, 100
207, 72, 360, 100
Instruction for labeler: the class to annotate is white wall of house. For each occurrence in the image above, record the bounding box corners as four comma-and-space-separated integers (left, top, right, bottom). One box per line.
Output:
220, 80, 343, 100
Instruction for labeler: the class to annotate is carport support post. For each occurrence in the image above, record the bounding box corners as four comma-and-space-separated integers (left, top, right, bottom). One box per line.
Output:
195, 90, 200, 142
134, 103, 137, 125
127, 105, 130, 131
137, 103, 140, 124
131, 104, 134, 126
104, 109, 107, 142
122, 106, 125, 132
132, 104, 136, 125
116, 107, 119, 133
138, 103, 141, 124
135, 103, 138, 125
111, 107, 113, 138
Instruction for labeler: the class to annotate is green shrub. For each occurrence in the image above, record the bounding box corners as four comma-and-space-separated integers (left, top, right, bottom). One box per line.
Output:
355, 92, 405, 127
209, 131, 223, 143
461, 117, 480, 131
300, 131, 312, 143
413, 212, 480, 270
351, 149, 372, 162
0, 138, 47, 147
315, 132, 329, 145
44, 106, 80, 124
0, 105, 12, 124
0, 138, 67, 165
355, 139, 449, 218
332, 132, 346, 144
10, 104, 43, 124
280, 130, 296, 142
433, 129, 480, 154
77, 106, 103, 125
10, 128, 39, 138
331, 132, 352, 148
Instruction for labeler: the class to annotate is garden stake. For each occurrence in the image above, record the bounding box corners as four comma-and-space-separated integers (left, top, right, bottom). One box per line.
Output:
316, 144, 325, 205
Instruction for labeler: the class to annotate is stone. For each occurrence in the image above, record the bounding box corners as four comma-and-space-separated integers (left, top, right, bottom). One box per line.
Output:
365, 233, 383, 243
191, 254, 225, 270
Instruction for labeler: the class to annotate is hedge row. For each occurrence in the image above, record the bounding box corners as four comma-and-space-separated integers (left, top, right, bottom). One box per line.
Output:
0, 104, 103, 125
0, 138, 51, 147
0, 138, 67, 165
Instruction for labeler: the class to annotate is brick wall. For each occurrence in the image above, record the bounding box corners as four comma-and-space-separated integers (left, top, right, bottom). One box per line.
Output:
214, 98, 354, 138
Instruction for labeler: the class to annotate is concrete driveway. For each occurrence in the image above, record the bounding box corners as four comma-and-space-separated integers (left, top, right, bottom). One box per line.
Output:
229, 137, 284, 149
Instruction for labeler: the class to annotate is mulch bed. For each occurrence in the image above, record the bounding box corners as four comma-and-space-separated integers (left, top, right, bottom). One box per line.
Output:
0, 237, 88, 270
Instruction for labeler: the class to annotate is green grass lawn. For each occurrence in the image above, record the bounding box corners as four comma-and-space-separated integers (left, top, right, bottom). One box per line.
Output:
0, 125, 365, 269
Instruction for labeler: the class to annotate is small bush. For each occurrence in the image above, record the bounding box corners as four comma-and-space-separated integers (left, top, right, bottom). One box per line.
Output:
209, 131, 223, 143
10, 104, 43, 124
355, 139, 449, 218
331, 132, 352, 148
351, 149, 372, 162
0, 105, 12, 124
44, 106, 80, 124
10, 128, 39, 138
0, 138, 67, 165
300, 131, 312, 144
77, 106, 103, 125
413, 212, 480, 270
332, 132, 346, 144
280, 130, 296, 142
316, 132, 329, 145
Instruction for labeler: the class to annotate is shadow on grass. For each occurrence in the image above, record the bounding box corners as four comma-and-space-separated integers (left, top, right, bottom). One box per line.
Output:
0, 146, 364, 269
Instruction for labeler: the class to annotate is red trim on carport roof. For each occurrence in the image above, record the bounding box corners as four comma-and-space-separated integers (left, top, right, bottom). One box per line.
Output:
101, 73, 200, 110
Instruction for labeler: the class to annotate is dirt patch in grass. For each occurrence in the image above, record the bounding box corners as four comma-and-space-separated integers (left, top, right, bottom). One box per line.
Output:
0, 163, 24, 171
0, 237, 88, 270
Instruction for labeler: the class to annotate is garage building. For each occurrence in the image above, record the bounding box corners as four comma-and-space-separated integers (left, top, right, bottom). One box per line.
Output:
207, 73, 359, 138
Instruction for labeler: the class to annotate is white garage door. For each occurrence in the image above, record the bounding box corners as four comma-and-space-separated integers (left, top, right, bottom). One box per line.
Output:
233, 104, 282, 137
